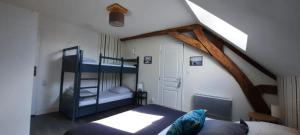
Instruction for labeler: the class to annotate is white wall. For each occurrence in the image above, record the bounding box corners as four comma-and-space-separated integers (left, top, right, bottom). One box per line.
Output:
35, 15, 99, 114
123, 36, 166, 104
35, 16, 123, 115
124, 36, 277, 121
0, 2, 38, 135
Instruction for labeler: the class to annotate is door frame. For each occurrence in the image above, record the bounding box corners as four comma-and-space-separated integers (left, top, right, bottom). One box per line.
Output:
158, 41, 184, 111
31, 30, 41, 115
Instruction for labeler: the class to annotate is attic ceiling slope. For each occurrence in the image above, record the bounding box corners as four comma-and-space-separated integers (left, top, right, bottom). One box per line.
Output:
3, 0, 299, 75
1, 0, 196, 37
190, 0, 300, 75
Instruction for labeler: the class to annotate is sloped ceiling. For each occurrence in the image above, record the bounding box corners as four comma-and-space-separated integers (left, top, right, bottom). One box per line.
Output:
1, 0, 299, 75
190, 0, 300, 76
0, 0, 196, 37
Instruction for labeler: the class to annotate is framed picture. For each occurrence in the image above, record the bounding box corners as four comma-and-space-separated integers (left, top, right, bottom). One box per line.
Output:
190, 56, 203, 66
144, 56, 152, 64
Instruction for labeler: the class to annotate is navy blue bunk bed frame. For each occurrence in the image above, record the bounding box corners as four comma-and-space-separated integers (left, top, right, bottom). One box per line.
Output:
59, 46, 139, 120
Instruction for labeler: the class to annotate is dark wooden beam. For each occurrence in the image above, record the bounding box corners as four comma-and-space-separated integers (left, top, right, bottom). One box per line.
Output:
168, 32, 208, 54
256, 85, 278, 95
210, 38, 224, 52
204, 30, 277, 80
121, 24, 276, 80
225, 44, 276, 80
169, 29, 271, 114
192, 27, 270, 114
120, 24, 199, 41
121, 24, 274, 114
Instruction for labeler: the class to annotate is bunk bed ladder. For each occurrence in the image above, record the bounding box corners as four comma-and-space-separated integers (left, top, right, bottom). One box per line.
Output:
78, 53, 99, 100
76, 50, 100, 119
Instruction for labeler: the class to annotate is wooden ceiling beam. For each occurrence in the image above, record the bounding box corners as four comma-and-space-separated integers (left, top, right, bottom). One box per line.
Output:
168, 32, 209, 54
121, 24, 276, 80
192, 27, 270, 114
225, 43, 277, 80
209, 38, 224, 52
203, 30, 277, 80
120, 24, 200, 41
121, 24, 275, 114
256, 85, 278, 95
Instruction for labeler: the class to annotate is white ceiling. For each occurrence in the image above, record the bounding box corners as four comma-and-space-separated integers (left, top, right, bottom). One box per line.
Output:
190, 0, 300, 76
1, 0, 300, 75
0, 0, 196, 37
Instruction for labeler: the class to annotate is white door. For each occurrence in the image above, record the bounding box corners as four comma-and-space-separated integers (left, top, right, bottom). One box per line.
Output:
31, 32, 40, 115
159, 42, 183, 110
31, 59, 39, 115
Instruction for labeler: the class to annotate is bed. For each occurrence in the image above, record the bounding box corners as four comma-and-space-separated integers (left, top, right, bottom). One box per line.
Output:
59, 46, 139, 120
65, 104, 300, 135
62, 86, 135, 118
65, 104, 184, 135
63, 51, 138, 73
83, 60, 136, 68
64, 89, 134, 107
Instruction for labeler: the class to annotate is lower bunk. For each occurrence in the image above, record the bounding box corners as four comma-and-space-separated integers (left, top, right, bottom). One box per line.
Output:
77, 98, 134, 118
60, 87, 135, 119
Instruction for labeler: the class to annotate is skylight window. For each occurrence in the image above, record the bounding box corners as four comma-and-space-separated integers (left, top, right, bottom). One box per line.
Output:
93, 110, 164, 133
185, 0, 248, 51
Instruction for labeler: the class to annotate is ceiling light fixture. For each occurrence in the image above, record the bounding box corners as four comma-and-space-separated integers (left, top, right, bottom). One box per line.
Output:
106, 3, 128, 27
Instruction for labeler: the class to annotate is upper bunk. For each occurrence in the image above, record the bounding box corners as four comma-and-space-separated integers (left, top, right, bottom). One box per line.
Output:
62, 46, 139, 73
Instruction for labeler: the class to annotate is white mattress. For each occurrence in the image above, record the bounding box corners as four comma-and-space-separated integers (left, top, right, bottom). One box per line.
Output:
158, 119, 300, 135
79, 91, 133, 107
83, 61, 136, 68
245, 121, 300, 135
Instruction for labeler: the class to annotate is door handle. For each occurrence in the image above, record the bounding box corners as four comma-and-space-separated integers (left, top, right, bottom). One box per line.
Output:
177, 78, 181, 88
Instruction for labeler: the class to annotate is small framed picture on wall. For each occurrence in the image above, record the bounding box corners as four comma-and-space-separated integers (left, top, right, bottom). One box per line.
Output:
144, 56, 152, 64
190, 56, 203, 66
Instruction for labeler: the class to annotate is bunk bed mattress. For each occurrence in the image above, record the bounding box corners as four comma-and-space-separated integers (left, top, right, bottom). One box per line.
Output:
82, 61, 136, 68
79, 91, 133, 107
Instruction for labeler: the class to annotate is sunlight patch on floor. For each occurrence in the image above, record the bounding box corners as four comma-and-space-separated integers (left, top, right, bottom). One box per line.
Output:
93, 110, 164, 133
185, 0, 248, 51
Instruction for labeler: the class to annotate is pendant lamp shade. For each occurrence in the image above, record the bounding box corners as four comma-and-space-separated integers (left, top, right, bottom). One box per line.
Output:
107, 3, 128, 27
109, 12, 124, 27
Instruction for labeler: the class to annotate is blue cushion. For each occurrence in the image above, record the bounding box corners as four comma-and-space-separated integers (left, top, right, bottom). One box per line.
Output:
167, 109, 206, 135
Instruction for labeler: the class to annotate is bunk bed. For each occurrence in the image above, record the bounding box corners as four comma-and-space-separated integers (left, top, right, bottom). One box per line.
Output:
59, 46, 139, 120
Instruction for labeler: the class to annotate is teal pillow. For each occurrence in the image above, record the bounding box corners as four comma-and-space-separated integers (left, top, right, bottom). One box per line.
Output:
167, 109, 206, 135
